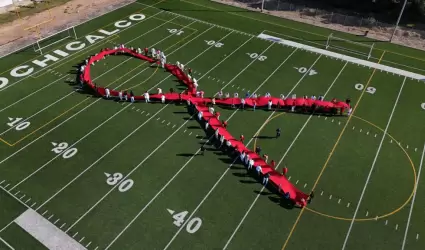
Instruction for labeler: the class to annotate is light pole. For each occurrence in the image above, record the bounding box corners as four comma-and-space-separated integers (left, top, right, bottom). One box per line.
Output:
390, 0, 408, 42
261, 0, 265, 12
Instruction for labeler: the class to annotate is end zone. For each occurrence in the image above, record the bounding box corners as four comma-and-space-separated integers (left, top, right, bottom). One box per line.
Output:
14, 209, 87, 250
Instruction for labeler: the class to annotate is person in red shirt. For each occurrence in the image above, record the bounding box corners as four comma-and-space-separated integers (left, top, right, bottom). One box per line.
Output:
240, 134, 245, 143
270, 160, 276, 168
282, 166, 288, 176
263, 154, 269, 163
188, 67, 192, 76
222, 120, 228, 128
215, 111, 220, 120
144, 47, 148, 56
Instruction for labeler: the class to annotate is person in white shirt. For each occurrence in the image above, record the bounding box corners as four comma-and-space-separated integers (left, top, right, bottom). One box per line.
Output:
234, 92, 239, 98
105, 88, 110, 99
161, 58, 165, 68
160, 51, 165, 59
252, 93, 257, 98
161, 94, 165, 104
291, 94, 296, 99
193, 81, 198, 90
212, 97, 216, 105
248, 159, 254, 170
241, 98, 246, 109
151, 48, 156, 57
265, 92, 271, 97
244, 154, 250, 166
240, 151, 246, 162
209, 106, 214, 114
256, 165, 262, 176
218, 90, 223, 99
180, 64, 185, 71
144, 91, 150, 103
280, 94, 285, 99
157, 88, 162, 94
219, 135, 225, 148
268, 100, 273, 110
118, 91, 123, 101
176, 61, 181, 69
225, 92, 230, 98
130, 96, 135, 103
311, 95, 316, 100
348, 108, 353, 115
215, 128, 219, 139
197, 111, 203, 120
205, 119, 209, 130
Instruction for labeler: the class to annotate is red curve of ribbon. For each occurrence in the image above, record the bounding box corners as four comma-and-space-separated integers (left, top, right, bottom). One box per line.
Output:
80, 47, 351, 207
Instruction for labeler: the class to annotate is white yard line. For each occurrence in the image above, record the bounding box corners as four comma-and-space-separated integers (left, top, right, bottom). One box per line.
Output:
341, 77, 406, 250
0, 9, 165, 93
36, 104, 169, 209
0, 13, 181, 131
223, 61, 347, 250
104, 48, 298, 250
0, 17, 197, 167
64, 116, 194, 233
59, 29, 247, 236
9, 103, 132, 191
163, 111, 275, 250
401, 141, 425, 250
164, 54, 324, 250
9, 23, 215, 192
0, 237, 14, 250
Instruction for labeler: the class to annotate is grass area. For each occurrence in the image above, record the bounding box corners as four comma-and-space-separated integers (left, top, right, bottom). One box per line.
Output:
0, 0, 424, 249
0, 0, 72, 25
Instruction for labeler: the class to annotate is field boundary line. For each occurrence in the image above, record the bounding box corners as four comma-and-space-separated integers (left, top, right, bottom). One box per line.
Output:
8, 103, 133, 192
401, 141, 425, 250
281, 51, 386, 250
24, 23, 219, 209
0, 236, 14, 250
163, 50, 311, 250
222, 60, 347, 249
104, 40, 297, 250
341, 76, 406, 249
0, 9, 166, 93
0, 15, 192, 150
184, 0, 425, 66
137, 1, 425, 81
0, 0, 139, 60
56, 27, 241, 235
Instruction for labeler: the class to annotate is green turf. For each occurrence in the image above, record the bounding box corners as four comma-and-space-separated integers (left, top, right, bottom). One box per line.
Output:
0, 0, 424, 249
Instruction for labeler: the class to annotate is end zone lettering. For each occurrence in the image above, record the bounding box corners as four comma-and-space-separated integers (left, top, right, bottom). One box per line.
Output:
0, 14, 146, 90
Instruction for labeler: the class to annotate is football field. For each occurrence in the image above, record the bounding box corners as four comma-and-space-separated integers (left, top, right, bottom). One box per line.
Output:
0, 0, 425, 249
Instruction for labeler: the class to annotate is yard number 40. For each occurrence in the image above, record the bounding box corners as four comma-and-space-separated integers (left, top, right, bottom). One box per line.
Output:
167, 208, 202, 234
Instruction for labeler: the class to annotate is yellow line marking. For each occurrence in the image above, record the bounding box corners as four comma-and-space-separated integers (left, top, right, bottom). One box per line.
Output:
9, 97, 91, 146
304, 114, 416, 221
281, 51, 386, 250
182, 0, 425, 64
123, 66, 159, 91
24, 18, 54, 31
1, 25, 196, 146
0, 137, 13, 147
0, 0, 166, 76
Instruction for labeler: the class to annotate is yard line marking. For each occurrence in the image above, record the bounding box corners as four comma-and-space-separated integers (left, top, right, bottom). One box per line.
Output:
65, 114, 194, 233
42, 210, 48, 216
79, 237, 85, 243
162, 114, 276, 250
282, 52, 386, 250
401, 141, 425, 250
0, 180, 4, 185
342, 77, 406, 250
166, 51, 317, 250
8, 103, 133, 191
31, 202, 36, 207
105, 42, 284, 250
223, 60, 347, 250
0, 9, 166, 92
1, 21, 209, 164
86, 242, 92, 248
72, 232, 78, 238
48, 214, 54, 220
0, 237, 14, 250
36, 105, 169, 210
4, 184, 10, 188
25, 198, 31, 203
54, 219, 60, 224
14, 191, 20, 196
60, 223, 66, 229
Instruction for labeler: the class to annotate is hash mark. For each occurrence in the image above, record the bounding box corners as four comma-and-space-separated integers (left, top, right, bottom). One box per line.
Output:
31, 202, 36, 207
331, 119, 334, 122
184, 130, 187, 133
416, 234, 419, 240
141, 111, 145, 114
14, 191, 20, 196
375, 134, 377, 137
54, 219, 60, 224
172, 125, 176, 128
320, 191, 323, 196
79, 237, 85, 243
329, 195, 332, 200
0, 180, 4, 185
395, 224, 398, 230
4, 183, 10, 188
295, 180, 299, 184
338, 122, 341, 125
338, 199, 341, 204
42, 210, 48, 216
407, 145, 409, 149
366, 211, 369, 216
25, 198, 31, 203
360, 129, 362, 132
347, 203, 350, 208
146, 113, 150, 116
157, 117, 160, 121
86, 242, 92, 248
303, 183, 307, 188
167, 122, 170, 126
20, 194, 26, 200
137, 109, 140, 112
72, 232, 78, 238
162, 120, 165, 123
288, 176, 291, 180
325, 117, 327, 120
415, 148, 418, 152
60, 223, 66, 229
48, 214, 54, 220
94, 247, 99, 250
366, 131, 369, 135
385, 220, 388, 225
352, 126, 355, 130
189, 132, 192, 136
